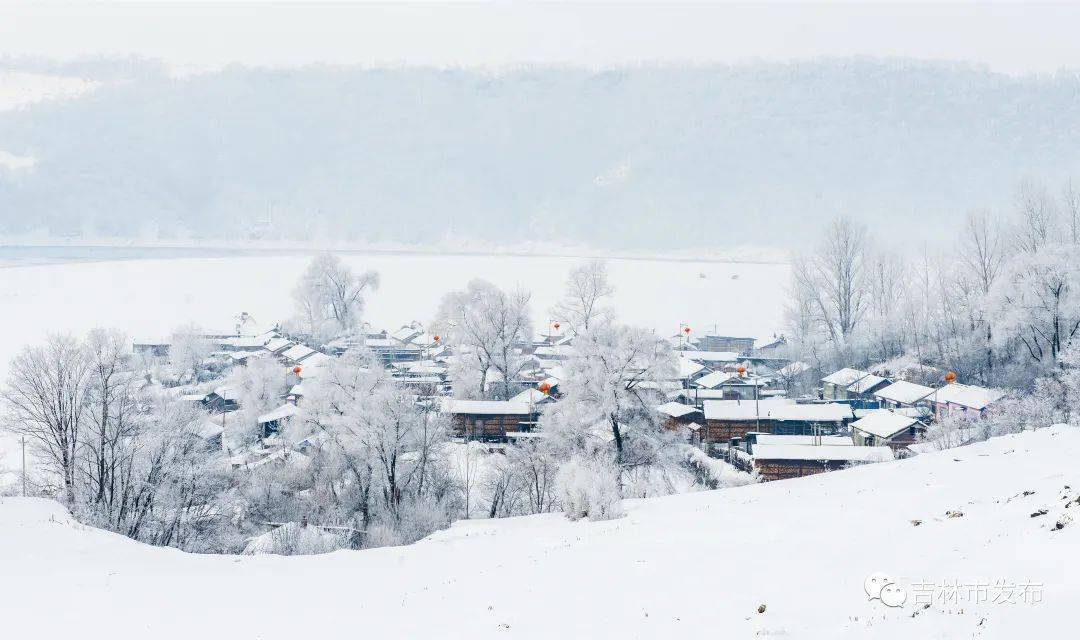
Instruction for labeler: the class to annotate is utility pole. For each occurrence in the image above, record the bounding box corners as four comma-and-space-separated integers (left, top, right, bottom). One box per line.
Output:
21, 436, 27, 497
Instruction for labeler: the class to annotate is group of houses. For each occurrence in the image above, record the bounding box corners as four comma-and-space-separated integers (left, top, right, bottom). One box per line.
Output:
689, 365, 1006, 481
136, 314, 1007, 484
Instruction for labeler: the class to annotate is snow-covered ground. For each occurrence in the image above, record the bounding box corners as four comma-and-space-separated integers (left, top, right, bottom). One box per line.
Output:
1, 426, 1077, 639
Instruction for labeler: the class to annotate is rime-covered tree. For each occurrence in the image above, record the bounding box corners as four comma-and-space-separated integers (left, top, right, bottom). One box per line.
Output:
293, 253, 379, 344
435, 279, 533, 400
552, 259, 615, 334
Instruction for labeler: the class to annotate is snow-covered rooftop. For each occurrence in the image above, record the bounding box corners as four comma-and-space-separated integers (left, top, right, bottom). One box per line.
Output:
845, 373, 889, 394
821, 367, 868, 386
768, 403, 853, 423
929, 383, 1006, 410
702, 398, 791, 420
873, 380, 935, 405
257, 403, 299, 424
280, 344, 317, 363
752, 434, 853, 447
441, 399, 534, 415
750, 444, 894, 463
654, 401, 702, 419
850, 410, 922, 439
677, 358, 707, 379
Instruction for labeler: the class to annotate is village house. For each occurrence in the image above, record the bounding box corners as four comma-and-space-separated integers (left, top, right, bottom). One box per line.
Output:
699, 397, 791, 444
441, 399, 539, 441
655, 401, 705, 432
872, 380, 935, 410
746, 443, 894, 481
692, 332, 756, 354
850, 409, 926, 451
766, 402, 853, 435
675, 358, 709, 388
924, 383, 1005, 420
258, 403, 299, 438
843, 373, 891, 401
202, 387, 239, 413
821, 368, 870, 400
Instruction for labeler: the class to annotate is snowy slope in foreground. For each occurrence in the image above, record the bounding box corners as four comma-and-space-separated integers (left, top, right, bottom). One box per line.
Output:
3, 428, 1079, 639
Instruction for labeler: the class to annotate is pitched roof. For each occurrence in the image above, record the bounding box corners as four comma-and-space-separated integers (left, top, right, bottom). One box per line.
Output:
703, 398, 791, 420
768, 403, 853, 422
821, 368, 868, 386
846, 374, 889, 394
263, 337, 293, 353
677, 358, 708, 379
441, 399, 534, 416
873, 380, 935, 405
752, 434, 853, 447
257, 403, 299, 424
751, 444, 894, 463
929, 383, 1005, 410
655, 401, 702, 419
280, 344, 317, 363
850, 410, 923, 439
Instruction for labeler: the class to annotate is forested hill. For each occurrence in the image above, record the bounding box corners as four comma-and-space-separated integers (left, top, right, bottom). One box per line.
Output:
2, 59, 1079, 250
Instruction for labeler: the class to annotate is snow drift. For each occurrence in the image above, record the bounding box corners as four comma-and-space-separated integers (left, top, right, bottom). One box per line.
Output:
2, 427, 1078, 639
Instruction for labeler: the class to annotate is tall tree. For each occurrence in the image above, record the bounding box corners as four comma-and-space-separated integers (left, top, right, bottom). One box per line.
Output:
552, 259, 615, 334
293, 253, 379, 344
1, 335, 91, 502
436, 279, 533, 400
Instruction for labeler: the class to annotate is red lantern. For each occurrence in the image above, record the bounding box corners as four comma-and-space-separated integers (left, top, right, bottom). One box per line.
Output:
538, 381, 552, 395
292, 366, 302, 375
945, 371, 957, 384
683, 326, 691, 334
433, 335, 440, 343
737, 366, 747, 376
553, 322, 561, 331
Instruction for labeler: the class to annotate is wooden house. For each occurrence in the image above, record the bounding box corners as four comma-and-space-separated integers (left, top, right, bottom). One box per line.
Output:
766, 402, 854, 435
849, 409, 926, 451
700, 398, 791, 443
749, 444, 894, 481
442, 399, 539, 441
655, 401, 705, 432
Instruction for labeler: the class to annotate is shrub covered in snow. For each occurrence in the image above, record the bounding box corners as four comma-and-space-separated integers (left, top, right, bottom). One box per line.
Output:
243, 521, 349, 556
556, 457, 624, 522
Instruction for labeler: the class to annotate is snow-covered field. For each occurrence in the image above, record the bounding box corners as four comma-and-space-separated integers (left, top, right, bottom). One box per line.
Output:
1, 427, 1077, 639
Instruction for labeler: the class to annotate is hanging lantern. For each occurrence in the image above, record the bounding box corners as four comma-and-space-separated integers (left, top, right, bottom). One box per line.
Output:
433, 335, 440, 343
538, 381, 552, 395
292, 366, 302, 375
945, 371, 957, 384
683, 326, 692, 334
553, 322, 561, 331
737, 366, 747, 376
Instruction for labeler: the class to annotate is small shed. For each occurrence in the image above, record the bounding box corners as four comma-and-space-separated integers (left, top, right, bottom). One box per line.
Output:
850, 409, 926, 451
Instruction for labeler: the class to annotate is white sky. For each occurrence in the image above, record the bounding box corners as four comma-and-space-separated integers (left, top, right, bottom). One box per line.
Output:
2, 1, 1080, 75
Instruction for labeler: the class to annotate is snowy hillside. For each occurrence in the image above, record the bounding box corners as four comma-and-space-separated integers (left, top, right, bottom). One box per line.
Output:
2, 427, 1077, 639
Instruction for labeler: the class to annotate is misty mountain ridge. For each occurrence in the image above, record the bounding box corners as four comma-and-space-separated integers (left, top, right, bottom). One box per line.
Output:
2, 58, 1079, 251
